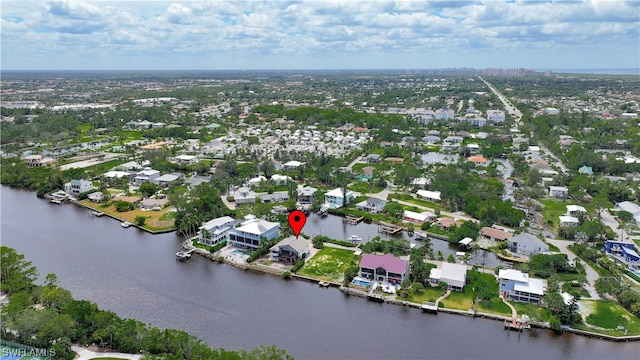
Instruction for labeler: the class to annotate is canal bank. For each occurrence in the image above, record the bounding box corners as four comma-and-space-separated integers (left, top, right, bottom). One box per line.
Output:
2, 186, 639, 359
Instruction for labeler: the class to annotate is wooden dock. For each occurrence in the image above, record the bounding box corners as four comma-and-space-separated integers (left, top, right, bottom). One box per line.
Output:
176, 248, 196, 261
343, 215, 364, 224
318, 281, 330, 287
378, 223, 403, 235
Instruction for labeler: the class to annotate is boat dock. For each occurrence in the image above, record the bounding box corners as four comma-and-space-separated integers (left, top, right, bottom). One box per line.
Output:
318, 281, 330, 287
343, 215, 363, 224
176, 249, 196, 261
378, 224, 403, 235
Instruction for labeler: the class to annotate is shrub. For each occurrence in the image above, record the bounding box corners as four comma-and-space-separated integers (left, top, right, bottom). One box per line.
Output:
134, 216, 146, 226
281, 271, 291, 280
312, 236, 324, 249
115, 200, 135, 212
291, 258, 305, 273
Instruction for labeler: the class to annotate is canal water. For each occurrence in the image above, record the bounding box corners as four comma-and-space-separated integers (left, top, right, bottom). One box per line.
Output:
1, 186, 638, 359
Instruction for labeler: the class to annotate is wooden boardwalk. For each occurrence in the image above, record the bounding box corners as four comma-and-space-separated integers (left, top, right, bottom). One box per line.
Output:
343, 215, 364, 224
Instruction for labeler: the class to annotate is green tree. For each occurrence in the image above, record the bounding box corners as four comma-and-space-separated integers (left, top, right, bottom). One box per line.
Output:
139, 181, 160, 198
134, 216, 146, 226
1, 246, 38, 295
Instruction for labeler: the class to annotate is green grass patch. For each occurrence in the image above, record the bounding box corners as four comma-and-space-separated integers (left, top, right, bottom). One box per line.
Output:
298, 247, 357, 282
512, 302, 553, 322
546, 242, 560, 252
351, 162, 391, 172
441, 287, 474, 310
348, 181, 385, 194
476, 297, 512, 316
539, 199, 570, 231
406, 286, 445, 304
625, 270, 640, 282
578, 300, 640, 335
388, 193, 445, 211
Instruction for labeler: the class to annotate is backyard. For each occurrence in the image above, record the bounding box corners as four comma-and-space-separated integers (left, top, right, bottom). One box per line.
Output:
297, 247, 357, 283
80, 199, 177, 232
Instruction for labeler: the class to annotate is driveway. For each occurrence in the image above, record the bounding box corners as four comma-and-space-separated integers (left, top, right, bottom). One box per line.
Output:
546, 239, 600, 300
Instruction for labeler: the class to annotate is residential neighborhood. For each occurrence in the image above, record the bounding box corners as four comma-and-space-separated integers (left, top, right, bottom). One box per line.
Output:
2, 69, 640, 342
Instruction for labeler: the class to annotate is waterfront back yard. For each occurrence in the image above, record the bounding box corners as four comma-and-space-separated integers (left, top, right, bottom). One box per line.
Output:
297, 247, 357, 283
80, 199, 176, 232
576, 300, 640, 336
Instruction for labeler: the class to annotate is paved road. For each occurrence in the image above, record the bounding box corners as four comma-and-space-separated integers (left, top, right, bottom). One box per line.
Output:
478, 76, 522, 124
538, 144, 569, 173
546, 239, 601, 300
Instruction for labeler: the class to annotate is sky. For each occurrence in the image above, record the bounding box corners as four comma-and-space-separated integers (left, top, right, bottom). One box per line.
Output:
1, 0, 639, 71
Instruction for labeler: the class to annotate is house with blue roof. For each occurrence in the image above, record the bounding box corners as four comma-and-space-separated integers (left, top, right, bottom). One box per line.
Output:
605, 240, 640, 271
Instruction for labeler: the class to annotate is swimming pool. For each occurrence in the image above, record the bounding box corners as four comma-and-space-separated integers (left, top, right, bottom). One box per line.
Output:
352, 279, 373, 287
232, 249, 248, 256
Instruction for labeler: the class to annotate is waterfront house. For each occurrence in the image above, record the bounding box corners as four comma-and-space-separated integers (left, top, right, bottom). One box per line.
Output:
480, 227, 514, 242
566, 205, 587, 217
498, 269, 546, 304
358, 253, 409, 285
139, 198, 168, 211
604, 240, 640, 270
269, 236, 310, 265
112, 194, 142, 205
199, 216, 235, 246
416, 190, 441, 202
228, 217, 280, 251
355, 197, 387, 213
506, 233, 548, 257
233, 186, 256, 205
297, 186, 318, 204
324, 188, 354, 209
549, 186, 569, 199
402, 210, 435, 225
435, 217, 460, 230
260, 193, 290, 204
64, 179, 94, 196
429, 263, 467, 291
87, 191, 104, 203
559, 215, 580, 227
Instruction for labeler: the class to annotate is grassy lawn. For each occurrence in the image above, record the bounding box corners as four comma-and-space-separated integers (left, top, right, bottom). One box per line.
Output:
351, 163, 391, 172
476, 296, 511, 316
512, 302, 553, 322
80, 200, 176, 231
576, 300, 640, 336
348, 182, 385, 194
406, 286, 445, 304
442, 287, 474, 310
388, 193, 445, 211
546, 242, 560, 252
297, 247, 357, 282
539, 199, 569, 231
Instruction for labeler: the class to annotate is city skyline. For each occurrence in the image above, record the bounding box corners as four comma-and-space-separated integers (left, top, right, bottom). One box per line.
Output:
1, 0, 639, 71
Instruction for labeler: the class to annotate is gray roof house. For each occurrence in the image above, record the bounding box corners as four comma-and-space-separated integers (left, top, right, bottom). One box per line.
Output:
507, 233, 549, 257
355, 197, 387, 213
269, 236, 310, 265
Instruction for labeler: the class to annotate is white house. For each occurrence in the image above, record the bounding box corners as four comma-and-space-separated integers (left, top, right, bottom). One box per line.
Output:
153, 173, 182, 187
486, 109, 506, 122
199, 216, 235, 246
498, 269, 546, 304
615, 201, 640, 223
549, 186, 569, 198
134, 168, 161, 185
507, 233, 549, 257
559, 215, 580, 227
228, 217, 280, 251
297, 186, 318, 204
233, 186, 256, 205
429, 263, 467, 291
416, 190, 441, 202
566, 205, 587, 217
64, 179, 94, 196
283, 161, 303, 170
324, 188, 354, 209
248, 176, 267, 187
271, 174, 292, 185
355, 197, 387, 213
402, 210, 435, 225
174, 154, 198, 165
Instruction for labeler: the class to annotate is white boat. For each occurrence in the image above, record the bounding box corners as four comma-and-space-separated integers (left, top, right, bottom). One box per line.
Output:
91, 210, 104, 217
121, 221, 131, 228
415, 231, 427, 240
348, 235, 362, 243
318, 204, 330, 216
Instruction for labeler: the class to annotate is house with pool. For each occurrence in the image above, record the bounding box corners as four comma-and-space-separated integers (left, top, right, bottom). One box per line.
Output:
358, 253, 409, 285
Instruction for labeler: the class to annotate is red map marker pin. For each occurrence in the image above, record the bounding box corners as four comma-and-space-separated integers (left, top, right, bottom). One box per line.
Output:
288, 210, 306, 238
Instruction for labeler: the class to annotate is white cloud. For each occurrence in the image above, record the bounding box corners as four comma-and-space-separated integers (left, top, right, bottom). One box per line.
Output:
0, 0, 638, 70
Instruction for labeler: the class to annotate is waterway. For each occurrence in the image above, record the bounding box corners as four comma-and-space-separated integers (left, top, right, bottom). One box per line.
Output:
1, 186, 638, 359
